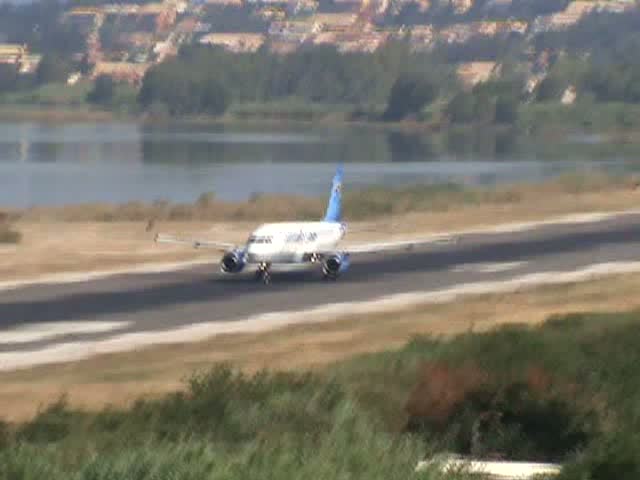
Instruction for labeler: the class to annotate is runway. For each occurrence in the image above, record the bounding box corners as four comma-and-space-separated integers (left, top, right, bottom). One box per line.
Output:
2, 212, 640, 368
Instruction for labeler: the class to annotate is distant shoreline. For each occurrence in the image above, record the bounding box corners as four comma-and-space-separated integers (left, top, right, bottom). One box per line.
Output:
0, 103, 639, 144
0, 103, 435, 131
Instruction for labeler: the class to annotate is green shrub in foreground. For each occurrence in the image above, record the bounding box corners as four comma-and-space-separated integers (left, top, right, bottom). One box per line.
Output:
0, 222, 21, 244
558, 432, 640, 480
0, 402, 432, 480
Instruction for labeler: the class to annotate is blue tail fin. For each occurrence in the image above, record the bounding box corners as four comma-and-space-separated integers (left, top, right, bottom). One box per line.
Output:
324, 165, 343, 222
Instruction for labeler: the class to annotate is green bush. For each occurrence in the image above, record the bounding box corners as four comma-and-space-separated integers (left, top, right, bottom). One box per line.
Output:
384, 73, 440, 121
405, 362, 595, 461
0, 222, 21, 244
558, 433, 640, 480
0, 366, 430, 480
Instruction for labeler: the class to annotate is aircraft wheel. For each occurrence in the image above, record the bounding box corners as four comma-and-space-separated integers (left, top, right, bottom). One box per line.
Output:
263, 272, 271, 285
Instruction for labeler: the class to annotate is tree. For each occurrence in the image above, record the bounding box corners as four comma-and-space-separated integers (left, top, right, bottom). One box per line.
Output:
0, 64, 18, 93
536, 75, 568, 102
36, 54, 71, 85
138, 63, 231, 116
79, 54, 94, 76
383, 73, 439, 121
446, 92, 476, 124
472, 90, 496, 124
87, 75, 115, 105
200, 78, 231, 116
494, 95, 519, 124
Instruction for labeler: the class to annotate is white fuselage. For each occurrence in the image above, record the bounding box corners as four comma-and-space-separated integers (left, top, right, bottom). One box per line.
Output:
244, 221, 346, 264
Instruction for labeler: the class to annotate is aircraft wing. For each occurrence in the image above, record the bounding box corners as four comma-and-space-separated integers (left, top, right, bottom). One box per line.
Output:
340, 234, 458, 255
155, 233, 236, 252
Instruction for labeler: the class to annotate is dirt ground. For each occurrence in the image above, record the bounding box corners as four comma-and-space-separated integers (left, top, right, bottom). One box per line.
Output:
2, 272, 640, 422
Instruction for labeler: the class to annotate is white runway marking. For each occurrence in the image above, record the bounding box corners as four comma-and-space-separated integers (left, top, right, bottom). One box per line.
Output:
0, 321, 131, 344
451, 261, 527, 273
3, 261, 640, 371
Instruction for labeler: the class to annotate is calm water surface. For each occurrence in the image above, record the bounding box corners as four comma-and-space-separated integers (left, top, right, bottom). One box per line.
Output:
0, 121, 638, 207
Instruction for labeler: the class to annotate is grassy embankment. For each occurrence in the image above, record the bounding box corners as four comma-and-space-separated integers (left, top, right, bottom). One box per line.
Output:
3, 297, 640, 479
2, 172, 640, 280
0, 81, 136, 122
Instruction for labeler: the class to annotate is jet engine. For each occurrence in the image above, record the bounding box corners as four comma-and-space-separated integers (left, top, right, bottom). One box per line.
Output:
221, 249, 246, 273
322, 253, 350, 279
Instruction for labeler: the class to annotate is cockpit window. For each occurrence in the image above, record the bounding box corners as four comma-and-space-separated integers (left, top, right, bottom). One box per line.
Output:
248, 235, 272, 244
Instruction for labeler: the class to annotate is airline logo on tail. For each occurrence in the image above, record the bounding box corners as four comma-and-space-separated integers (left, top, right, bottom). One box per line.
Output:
324, 165, 343, 223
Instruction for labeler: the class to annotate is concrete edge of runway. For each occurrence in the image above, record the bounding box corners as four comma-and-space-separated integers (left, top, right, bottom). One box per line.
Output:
3, 259, 640, 371
3, 207, 640, 293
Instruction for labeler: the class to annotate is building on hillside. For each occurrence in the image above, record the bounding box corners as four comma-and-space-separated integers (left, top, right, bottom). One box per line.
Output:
289, 0, 319, 15
313, 30, 388, 52
389, 0, 431, 14
362, 0, 391, 16
269, 20, 321, 40
311, 13, 358, 32
199, 33, 266, 52
408, 25, 435, 51
269, 40, 299, 54
532, 49, 551, 74
102, 3, 177, 33
451, 0, 473, 14
473, 20, 528, 36
141, 3, 177, 32
18, 54, 41, 74
64, 7, 104, 35
438, 23, 474, 43
153, 39, 178, 61
92, 61, 150, 85
67, 72, 82, 85
0, 43, 40, 75
256, 5, 287, 20
0, 43, 27, 65
456, 61, 500, 88
561, 85, 577, 105
524, 73, 544, 95
174, 0, 189, 13
203, 0, 244, 5
175, 17, 202, 34
337, 31, 389, 52
533, 0, 634, 32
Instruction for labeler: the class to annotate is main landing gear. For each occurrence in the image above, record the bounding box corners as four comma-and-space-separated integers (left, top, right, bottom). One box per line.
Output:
255, 262, 272, 285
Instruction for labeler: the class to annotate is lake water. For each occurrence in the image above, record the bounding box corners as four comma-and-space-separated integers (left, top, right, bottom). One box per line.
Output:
0, 121, 639, 208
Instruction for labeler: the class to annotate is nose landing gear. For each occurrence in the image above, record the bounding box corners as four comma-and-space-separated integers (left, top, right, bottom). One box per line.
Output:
255, 262, 272, 285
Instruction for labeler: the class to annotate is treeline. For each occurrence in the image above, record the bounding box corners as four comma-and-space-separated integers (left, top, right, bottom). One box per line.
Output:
138, 42, 456, 118
447, 80, 520, 125
536, 9, 640, 63
0, 53, 79, 94
532, 58, 640, 104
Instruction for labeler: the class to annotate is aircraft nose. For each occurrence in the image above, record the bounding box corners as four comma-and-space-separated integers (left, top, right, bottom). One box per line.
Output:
246, 243, 269, 262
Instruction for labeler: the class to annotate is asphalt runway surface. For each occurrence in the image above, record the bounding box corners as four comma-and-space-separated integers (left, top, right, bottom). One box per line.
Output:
2, 213, 640, 360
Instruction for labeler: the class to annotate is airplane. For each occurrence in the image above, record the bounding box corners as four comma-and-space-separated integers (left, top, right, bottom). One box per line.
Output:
155, 166, 456, 284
